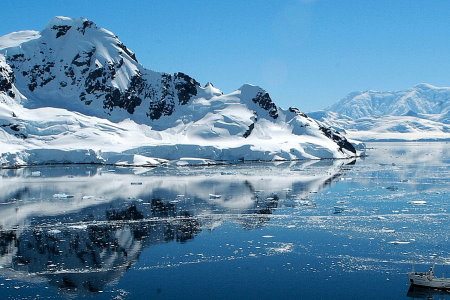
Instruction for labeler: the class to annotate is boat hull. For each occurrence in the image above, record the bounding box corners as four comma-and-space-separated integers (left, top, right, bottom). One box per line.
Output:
408, 272, 450, 289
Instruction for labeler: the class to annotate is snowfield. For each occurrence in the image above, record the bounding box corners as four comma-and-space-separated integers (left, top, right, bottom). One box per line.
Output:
0, 17, 363, 168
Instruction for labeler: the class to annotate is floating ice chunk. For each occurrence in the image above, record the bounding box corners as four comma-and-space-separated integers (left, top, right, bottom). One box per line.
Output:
380, 228, 396, 233
409, 200, 427, 206
31, 171, 41, 177
131, 182, 143, 185
268, 243, 294, 253
69, 225, 88, 230
48, 229, 61, 235
209, 194, 222, 199
388, 241, 411, 245
262, 235, 274, 238
298, 200, 316, 207
53, 193, 74, 199
82, 195, 94, 200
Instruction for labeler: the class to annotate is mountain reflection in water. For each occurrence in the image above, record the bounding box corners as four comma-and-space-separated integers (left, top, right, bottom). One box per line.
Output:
0, 160, 353, 294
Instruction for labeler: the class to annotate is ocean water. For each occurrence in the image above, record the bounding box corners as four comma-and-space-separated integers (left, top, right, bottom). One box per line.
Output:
0, 142, 449, 299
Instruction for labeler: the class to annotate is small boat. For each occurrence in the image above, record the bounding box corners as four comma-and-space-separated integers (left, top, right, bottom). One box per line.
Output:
408, 265, 450, 289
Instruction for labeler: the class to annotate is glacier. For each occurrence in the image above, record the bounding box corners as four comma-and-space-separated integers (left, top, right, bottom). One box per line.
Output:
0, 17, 363, 168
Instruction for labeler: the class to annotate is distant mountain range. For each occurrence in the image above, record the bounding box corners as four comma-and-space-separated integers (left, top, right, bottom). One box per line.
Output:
0, 17, 363, 167
309, 83, 450, 141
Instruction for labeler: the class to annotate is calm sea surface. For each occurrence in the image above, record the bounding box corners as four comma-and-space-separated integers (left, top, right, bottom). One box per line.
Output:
0, 142, 449, 299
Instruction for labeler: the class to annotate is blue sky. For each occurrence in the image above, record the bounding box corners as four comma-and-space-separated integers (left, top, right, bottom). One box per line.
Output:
2, 0, 450, 111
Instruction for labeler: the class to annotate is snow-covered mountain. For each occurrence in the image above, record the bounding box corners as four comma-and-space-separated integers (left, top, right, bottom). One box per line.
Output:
0, 16, 363, 167
310, 84, 450, 141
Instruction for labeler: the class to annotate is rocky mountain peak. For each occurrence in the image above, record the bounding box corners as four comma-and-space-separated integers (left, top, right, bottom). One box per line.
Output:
45, 16, 97, 35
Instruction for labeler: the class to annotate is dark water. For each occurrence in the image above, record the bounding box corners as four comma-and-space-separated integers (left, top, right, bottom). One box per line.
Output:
0, 142, 449, 299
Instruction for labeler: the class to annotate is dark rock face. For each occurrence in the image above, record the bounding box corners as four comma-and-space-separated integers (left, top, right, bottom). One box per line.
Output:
77, 20, 94, 35
51, 25, 72, 38
103, 74, 144, 114
27, 62, 56, 91
81, 59, 147, 114
319, 125, 356, 154
7, 50, 57, 93
174, 72, 199, 105
87, 70, 199, 120
147, 74, 176, 120
289, 107, 308, 118
148, 99, 174, 120
71, 47, 95, 67
243, 122, 255, 138
0, 63, 15, 98
252, 91, 278, 119
116, 42, 138, 63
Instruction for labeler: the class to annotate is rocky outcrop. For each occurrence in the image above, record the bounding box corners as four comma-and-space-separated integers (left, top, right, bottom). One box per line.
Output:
252, 91, 278, 119
0, 56, 15, 98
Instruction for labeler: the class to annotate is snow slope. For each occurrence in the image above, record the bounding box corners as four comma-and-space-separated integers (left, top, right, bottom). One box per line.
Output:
0, 17, 363, 167
310, 84, 450, 141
